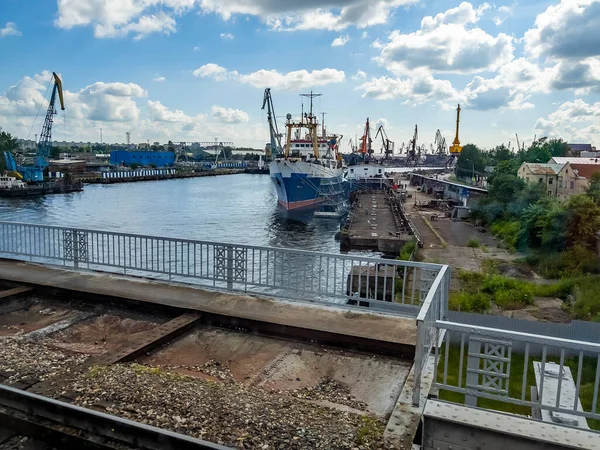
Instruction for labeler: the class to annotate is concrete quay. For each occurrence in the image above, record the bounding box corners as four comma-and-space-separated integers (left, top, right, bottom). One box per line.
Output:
340, 190, 415, 254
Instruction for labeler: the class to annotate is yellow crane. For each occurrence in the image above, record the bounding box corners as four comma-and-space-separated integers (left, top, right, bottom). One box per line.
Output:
449, 104, 462, 155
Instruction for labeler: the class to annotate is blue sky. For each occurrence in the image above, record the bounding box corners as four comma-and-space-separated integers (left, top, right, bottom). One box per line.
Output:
0, 0, 599, 151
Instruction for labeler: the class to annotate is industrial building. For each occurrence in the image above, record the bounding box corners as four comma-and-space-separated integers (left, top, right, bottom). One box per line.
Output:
517, 163, 563, 197
110, 150, 175, 167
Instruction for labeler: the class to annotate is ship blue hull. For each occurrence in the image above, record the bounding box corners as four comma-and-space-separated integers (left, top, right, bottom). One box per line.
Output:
271, 172, 344, 210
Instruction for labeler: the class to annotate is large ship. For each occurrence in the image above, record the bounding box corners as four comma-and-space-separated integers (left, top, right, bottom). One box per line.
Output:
262, 89, 344, 210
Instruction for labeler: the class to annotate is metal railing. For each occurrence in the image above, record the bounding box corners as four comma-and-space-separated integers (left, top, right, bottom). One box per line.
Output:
412, 265, 450, 405
431, 321, 600, 429
0, 221, 446, 315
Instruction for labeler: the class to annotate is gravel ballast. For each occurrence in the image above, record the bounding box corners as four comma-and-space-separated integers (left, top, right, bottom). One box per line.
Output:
64, 364, 390, 449
0, 336, 89, 385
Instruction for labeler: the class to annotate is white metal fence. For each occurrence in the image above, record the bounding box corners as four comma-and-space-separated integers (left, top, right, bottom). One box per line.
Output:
431, 320, 600, 429
412, 265, 450, 405
0, 221, 447, 315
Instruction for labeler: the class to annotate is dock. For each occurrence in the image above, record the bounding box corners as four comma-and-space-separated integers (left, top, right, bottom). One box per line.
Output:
340, 190, 416, 253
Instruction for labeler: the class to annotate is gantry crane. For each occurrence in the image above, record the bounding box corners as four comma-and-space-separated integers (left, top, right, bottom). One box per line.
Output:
4, 72, 65, 182
406, 125, 420, 166
359, 118, 373, 158
375, 125, 394, 160
434, 130, 447, 155
261, 88, 283, 160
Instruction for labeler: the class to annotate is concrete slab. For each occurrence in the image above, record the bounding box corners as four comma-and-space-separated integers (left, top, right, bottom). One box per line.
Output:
0, 301, 82, 337
142, 326, 411, 418
0, 260, 417, 355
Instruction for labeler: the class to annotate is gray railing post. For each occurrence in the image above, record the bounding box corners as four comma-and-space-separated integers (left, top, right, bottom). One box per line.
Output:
73, 230, 79, 268
226, 244, 234, 290
412, 320, 424, 406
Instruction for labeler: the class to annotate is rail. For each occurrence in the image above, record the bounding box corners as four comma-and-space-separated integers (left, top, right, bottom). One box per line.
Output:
0, 384, 230, 449
431, 321, 600, 430
0, 221, 446, 315
412, 265, 450, 405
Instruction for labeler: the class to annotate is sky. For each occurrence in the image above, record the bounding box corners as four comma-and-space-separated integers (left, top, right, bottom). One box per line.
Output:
0, 0, 599, 152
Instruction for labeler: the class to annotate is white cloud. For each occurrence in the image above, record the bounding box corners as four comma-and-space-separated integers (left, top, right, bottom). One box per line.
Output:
194, 64, 346, 90
200, 0, 419, 31
524, 0, 600, 93
54, 0, 419, 37
525, 0, 600, 60
220, 32, 234, 40
493, 3, 514, 25
331, 35, 350, 47
193, 63, 234, 81
357, 73, 463, 105
375, 2, 513, 75
54, 0, 190, 39
0, 71, 267, 148
211, 105, 249, 123
352, 70, 367, 80
375, 118, 389, 129
463, 58, 553, 110
193, 45, 201, 51
152, 76, 166, 82
361, 31, 368, 39
0, 22, 21, 37
147, 100, 197, 123
0, 71, 53, 117
534, 99, 600, 145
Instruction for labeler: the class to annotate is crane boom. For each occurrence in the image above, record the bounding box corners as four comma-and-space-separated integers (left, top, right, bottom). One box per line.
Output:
261, 88, 283, 158
375, 125, 394, 159
3, 71, 65, 182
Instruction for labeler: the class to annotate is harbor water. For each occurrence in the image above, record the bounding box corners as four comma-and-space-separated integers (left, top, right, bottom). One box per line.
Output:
0, 168, 431, 254
0, 174, 344, 253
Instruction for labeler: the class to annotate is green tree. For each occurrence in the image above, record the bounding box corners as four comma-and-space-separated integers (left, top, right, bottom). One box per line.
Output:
0, 129, 19, 172
167, 140, 175, 152
489, 144, 513, 163
456, 143, 487, 180
565, 194, 600, 250
487, 174, 526, 206
587, 172, 600, 204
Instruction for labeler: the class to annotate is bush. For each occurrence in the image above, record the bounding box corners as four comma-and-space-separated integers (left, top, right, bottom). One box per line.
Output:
467, 238, 480, 248
449, 291, 490, 313
533, 279, 574, 299
571, 276, 600, 321
490, 220, 521, 249
398, 239, 418, 261
494, 289, 533, 309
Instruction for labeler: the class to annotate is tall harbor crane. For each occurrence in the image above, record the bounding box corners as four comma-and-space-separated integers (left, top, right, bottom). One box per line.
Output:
375, 125, 394, 159
447, 104, 462, 168
261, 88, 283, 160
359, 118, 373, 156
434, 130, 447, 155
406, 125, 420, 166
4, 72, 65, 182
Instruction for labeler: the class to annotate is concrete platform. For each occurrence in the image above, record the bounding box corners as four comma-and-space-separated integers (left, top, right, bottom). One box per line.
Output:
341, 191, 412, 253
0, 260, 417, 357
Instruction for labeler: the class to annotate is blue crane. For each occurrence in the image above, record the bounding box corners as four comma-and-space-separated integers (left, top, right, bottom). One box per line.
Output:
261, 88, 283, 159
4, 72, 65, 182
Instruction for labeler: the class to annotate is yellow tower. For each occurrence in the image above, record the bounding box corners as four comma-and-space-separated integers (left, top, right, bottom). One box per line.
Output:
449, 104, 462, 155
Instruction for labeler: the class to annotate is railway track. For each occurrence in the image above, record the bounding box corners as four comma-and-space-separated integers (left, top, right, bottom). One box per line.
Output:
0, 384, 229, 449
0, 278, 411, 449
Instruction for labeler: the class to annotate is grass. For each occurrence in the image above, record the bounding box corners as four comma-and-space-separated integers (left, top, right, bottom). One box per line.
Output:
398, 239, 418, 261
437, 344, 600, 430
467, 238, 480, 248
355, 415, 384, 445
